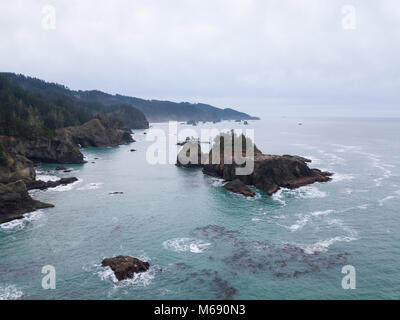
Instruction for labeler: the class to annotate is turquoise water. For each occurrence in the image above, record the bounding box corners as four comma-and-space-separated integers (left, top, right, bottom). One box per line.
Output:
1, 118, 400, 300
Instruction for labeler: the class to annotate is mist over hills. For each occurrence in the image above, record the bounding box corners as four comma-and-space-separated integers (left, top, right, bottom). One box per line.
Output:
1, 73, 259, 127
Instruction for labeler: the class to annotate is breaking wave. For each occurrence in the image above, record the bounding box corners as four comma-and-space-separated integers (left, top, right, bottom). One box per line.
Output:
300, 236, 357, 255
77, 182, 104, 191
48, 178, 83, 192
0, 285, 23, 300
0, 210, 44, 231
163, 238, 211, 253
98, 265, 156, 288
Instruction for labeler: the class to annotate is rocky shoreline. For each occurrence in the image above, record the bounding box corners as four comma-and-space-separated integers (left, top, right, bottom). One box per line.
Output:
0, 117, 135, 225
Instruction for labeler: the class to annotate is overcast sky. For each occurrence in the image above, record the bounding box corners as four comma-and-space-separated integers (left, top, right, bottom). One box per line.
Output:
1, 0, 399, 117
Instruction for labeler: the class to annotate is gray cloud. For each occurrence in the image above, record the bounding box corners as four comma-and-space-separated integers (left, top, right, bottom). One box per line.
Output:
1, 0, 399, 117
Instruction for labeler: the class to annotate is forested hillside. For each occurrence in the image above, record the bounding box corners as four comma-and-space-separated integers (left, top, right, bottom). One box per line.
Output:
2, 73, 259, 124
0, 74, 149, 139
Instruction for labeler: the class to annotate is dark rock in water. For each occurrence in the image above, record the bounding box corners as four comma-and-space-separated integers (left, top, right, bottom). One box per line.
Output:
143, 132, 147, 135
63, 170, 72, 173
94, 157, 99, 160
176, 141, 207, 168
224, 179, 256, 197
200, 132, 332, 196
243, 121, 248, 125
204, 154, 332, 196
130, 149, 136, 152
101, 256, 150, 281
55, 166, 67, 171
109, 192, 124, 195
26, 177, 78, 191
0, 151, 54, 223
0, 180, 54, 224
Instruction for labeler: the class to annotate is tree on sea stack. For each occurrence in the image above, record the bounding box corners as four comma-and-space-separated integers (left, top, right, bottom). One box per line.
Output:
208, 131, 261, 175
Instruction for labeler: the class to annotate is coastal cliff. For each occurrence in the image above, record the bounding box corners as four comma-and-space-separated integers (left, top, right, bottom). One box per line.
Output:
0, 135, 84, 164
0, 148, 53, 224
0, 114, 136, 224
56, 117, 134, 148
0, 180, 54, 224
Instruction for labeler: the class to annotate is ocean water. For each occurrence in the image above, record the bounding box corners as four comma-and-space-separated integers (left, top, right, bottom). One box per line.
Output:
1, 117, 400, 300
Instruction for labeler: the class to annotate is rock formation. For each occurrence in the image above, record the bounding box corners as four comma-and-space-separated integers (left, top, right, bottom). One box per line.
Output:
56, 117, 133, 148
101, 256, 150, 281
224, 179, 256, 197
0, 149, 77, 224
203, 154, 332, 196
176, 132, 332, 196
176, 140, 207, 168
26, 177, 78, 191
0, 180, 54, 224
0, 135, 84, 164
0, 150, 36, 184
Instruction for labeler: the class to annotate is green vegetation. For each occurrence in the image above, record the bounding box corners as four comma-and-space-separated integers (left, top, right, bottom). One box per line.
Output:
0, 74, 149, 139
0, 76, 91, 139
1, 73, 257, 124
211, 130, 262, 156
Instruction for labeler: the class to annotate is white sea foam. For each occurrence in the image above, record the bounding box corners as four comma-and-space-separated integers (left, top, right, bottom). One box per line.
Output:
286, 186, 327, 199
304, 156, 321, 165
36, 174, 59, 182
301, 236, 357, 254
316, 150, 345, 165
162, 238, 211, 253
272, 186, 327, 205
251, 218, 261, 222
98, 265, 156, 287
331, 173, 355, 183
0, 210, 44, 231
272, 189, 286, 206
0, 285, 23, 300
332, 144, 361, 153
288, 215, 311, 232
357, 204, 369, 210
327, 218, 358, 237
378, 196, 396, 206
210, 178, 225, 187
310, 209, 336, 216
48, 178, 83, 192
77, 182, 104, 191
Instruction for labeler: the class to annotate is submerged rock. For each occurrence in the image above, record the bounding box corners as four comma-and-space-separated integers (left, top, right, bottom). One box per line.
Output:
55, 166, 67, 171
224, 179, 256, 197
101, 256, 150, 281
